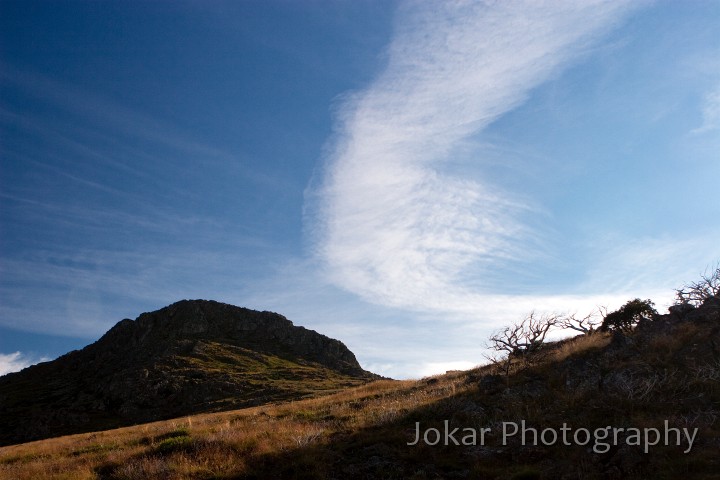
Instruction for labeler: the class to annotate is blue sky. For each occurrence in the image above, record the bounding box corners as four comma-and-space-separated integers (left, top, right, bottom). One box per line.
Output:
1, 1, 718, 379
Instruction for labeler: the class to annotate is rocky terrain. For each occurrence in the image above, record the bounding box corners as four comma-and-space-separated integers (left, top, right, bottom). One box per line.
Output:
0, 300, 377, 446
2, 295, 719, 478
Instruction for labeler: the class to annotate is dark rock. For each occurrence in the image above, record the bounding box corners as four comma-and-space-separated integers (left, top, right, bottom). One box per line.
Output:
668, 302, 696, 318
479, 374, 503, 391
0, 300, 378, 446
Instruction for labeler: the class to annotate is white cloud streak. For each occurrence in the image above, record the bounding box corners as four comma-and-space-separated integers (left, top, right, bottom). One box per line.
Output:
310, 0, 639, 314
0, 351, 49, 377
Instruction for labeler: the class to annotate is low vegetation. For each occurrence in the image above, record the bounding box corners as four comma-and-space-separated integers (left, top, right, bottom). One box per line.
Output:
0, 300, 377, 446
598, 298, 657, 333
1, 268, 719, 479
675, 263, 720, 307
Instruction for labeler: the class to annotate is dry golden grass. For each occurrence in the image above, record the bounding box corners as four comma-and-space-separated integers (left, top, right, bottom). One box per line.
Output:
645, 321, 701, 352
549, 331, 612, 363
0, 378, 445, 480
2, 317, 719, 479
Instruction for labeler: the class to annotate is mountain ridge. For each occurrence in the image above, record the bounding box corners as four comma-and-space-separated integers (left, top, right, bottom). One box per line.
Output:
1, 295, 719, 478
0, 299, 378, 446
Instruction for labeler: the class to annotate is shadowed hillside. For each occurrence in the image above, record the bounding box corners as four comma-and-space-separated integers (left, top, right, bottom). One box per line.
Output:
0, 300, 377, 446
1, 295, 719, 479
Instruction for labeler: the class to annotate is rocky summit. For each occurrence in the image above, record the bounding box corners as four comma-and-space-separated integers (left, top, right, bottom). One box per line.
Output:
0, 300, 378, 446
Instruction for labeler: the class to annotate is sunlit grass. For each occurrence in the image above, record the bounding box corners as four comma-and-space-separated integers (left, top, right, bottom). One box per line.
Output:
2, 313, 719, 479
0, 378, 426, 479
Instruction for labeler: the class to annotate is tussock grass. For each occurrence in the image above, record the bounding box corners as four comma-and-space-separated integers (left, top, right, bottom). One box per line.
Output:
2, 311, 719, 479
550, 331, 612, 363
0, 379, 425, 480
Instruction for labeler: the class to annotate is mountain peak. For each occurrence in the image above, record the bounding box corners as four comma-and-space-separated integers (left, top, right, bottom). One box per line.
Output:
0, 301, 377, 446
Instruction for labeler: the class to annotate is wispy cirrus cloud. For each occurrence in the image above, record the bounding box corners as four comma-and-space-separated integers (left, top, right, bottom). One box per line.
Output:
692, 82, 720, 134
309, 1, 640, 314
0, 65, 295, 337
0, 64, 293, 193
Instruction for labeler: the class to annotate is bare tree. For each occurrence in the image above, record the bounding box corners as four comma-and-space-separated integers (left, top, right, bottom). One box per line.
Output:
485, 312, 559, 378
558, 310, 601, 335
675, 263, 720, 307
485, 321, 524, 377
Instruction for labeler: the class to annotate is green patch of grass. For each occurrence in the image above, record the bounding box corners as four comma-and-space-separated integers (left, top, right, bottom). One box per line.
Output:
154, 435, 194, 454
289, 410, 327, 422
71, 442, 118, 456
155, 427, 190, 442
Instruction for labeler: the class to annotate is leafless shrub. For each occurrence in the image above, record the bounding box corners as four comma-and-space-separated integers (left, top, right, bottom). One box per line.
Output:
675, 263, 720, 307
485, 312, 560, 377
558, 309, 602, 334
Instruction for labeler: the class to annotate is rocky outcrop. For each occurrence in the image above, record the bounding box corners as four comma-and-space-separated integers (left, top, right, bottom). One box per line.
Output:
0, 300, 377, 446
90, 299, 369, 377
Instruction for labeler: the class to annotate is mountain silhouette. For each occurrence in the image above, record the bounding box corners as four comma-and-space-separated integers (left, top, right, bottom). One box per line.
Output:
0, 299, 377, 446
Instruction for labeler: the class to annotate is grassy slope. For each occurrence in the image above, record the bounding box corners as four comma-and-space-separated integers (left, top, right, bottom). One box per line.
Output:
2, 313, 720, 479
155, 339, 373, 407
0, 339, 372, 447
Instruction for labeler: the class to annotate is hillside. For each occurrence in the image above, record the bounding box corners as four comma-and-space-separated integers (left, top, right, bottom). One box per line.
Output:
1, 295, 719, 479
0, 300, 377, 447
